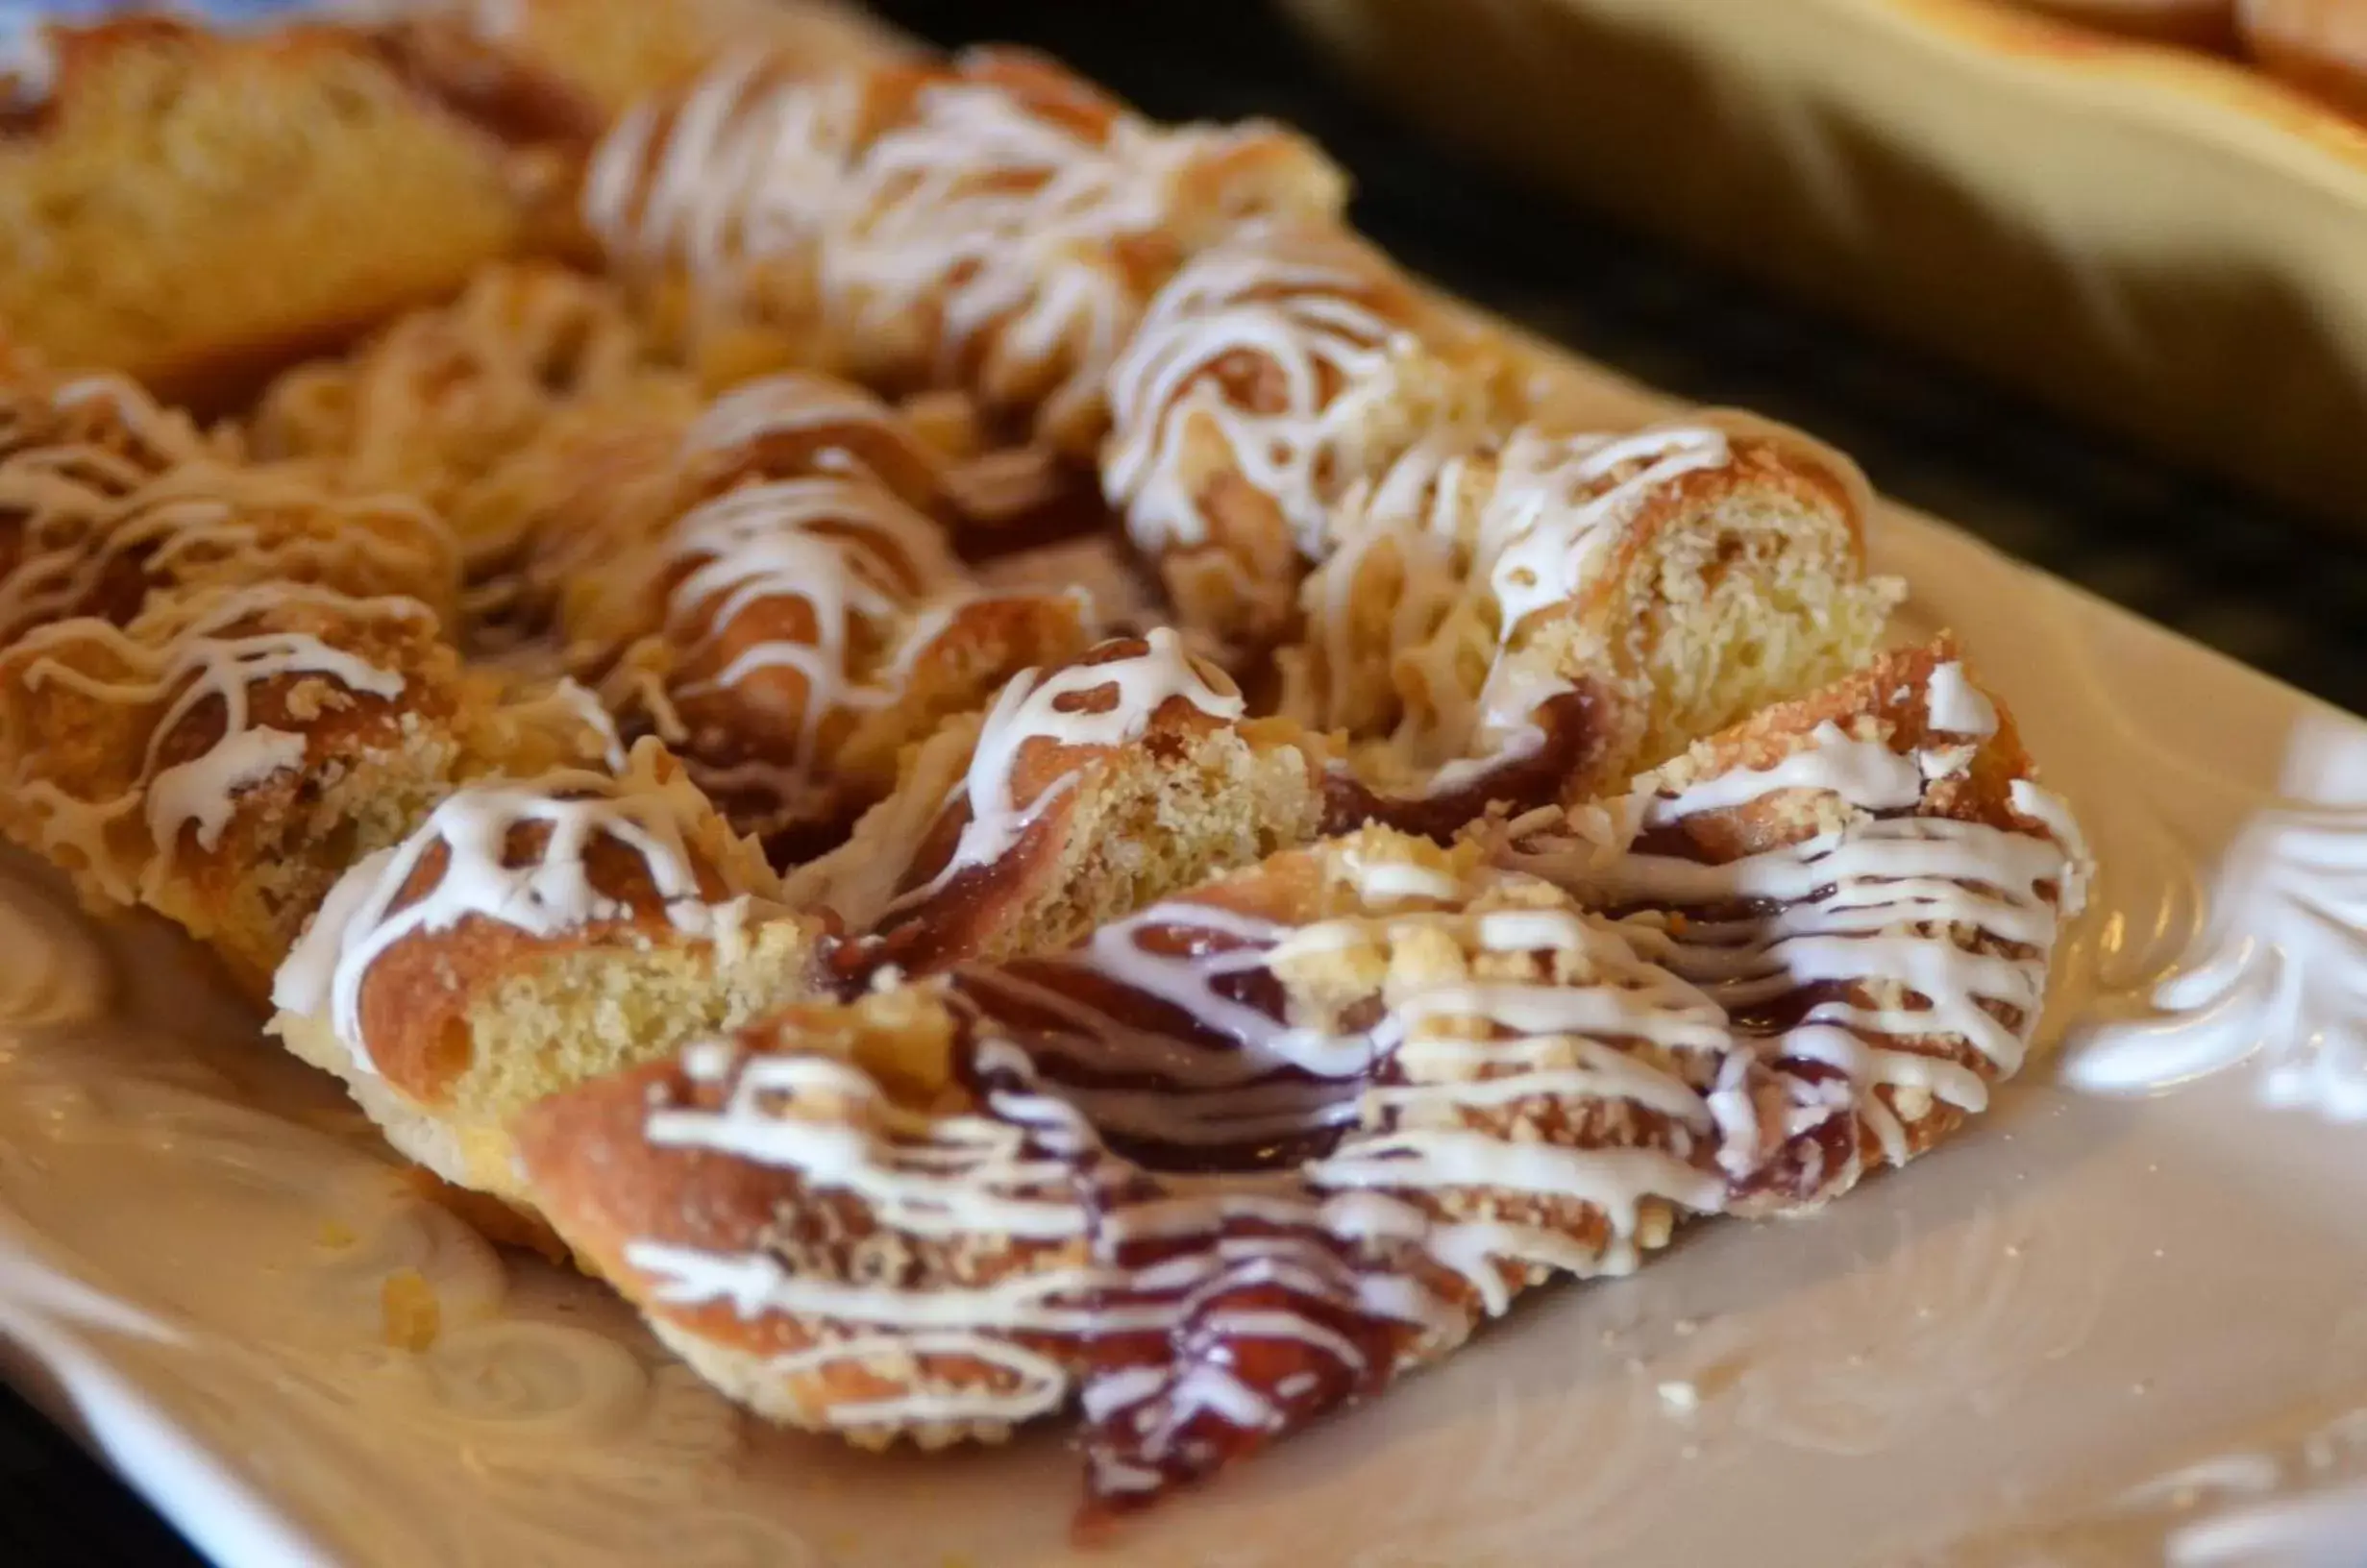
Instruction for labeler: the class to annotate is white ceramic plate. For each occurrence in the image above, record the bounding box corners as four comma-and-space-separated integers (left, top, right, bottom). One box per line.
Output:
4, 361, 2365, 1568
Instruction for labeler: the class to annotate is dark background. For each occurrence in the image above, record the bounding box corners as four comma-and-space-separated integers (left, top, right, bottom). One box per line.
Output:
11, 1, 2365, 1564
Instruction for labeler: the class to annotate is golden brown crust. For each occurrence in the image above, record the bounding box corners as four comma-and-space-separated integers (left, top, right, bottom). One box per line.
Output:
2021, 0, 2238, 48
355, 824, 736, 1108
801, 635, 1333, 974
2239, 0, 2367, 116
1541, 637, 2076, 1208
248, 262, 659, 543
513, 988, 1094, 1439
0, 584, 469, 992
0, 16, 590, 404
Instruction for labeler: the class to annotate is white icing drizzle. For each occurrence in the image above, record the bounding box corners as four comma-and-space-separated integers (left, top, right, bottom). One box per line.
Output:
645, 1048, 1096, 1241
271, 742, 753, 1077
633, 449, 1085, 834
1641, 722, 1924, 825
1480, 425, 1732, 633
890, 629, 1243, 906
1925, 660, 1999, 738
0, 459, 455, 640
7, 585, 424, 897
621, 1036, 1125, 1432
981, 851, 1743, 1256
683, 374, 932, 479
1285, 430, 1478, 736
1513, 679, 2083, 1183
662, 478, 945, 707
1286, 421, 1745, 768
582, 49, 861, 304
825, 70, 1248, 444
2009, 777, 2093, 919
1104, 234, 1416, 566
587, 50, 1319, 447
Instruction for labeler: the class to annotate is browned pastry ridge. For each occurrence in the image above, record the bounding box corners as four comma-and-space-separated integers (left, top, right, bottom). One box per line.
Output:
582, 42, 1346, 453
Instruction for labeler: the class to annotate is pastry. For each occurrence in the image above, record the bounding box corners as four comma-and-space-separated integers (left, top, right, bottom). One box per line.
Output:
515, 647, 2084, 1515
1289, 412, 1901, 828
1492, 638, 2089, 1210
270, 736, 827, 1208
1103, 221, 1516, 655
786, 627, 1330, 971
0, 11, 2096, 1531
515, 370, 1102, 856
248, 262, 661, 546
0, 14, 589, 406
584, 45, 1345, 455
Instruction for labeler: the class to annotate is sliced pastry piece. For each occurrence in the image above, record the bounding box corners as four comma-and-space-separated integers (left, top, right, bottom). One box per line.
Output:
510, 371, 1098, 857
270, 737, 829, 1208
0, 373, 461, 641
515, 369, 978, 656
0, 13, 604, 406
513, 825, 1762, 1508
1292, 413, 1900, 831
1491, 638, 2090, 1210
449, 370, 709, 637
0, 577, 613, 993
786, 627, 1330, 970
1102, 221, 1519, 655
585, 45, 1344, 454
247, 263, 660, 543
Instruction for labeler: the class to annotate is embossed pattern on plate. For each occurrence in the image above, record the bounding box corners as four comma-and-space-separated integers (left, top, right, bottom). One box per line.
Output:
5, 360, 2366, 1566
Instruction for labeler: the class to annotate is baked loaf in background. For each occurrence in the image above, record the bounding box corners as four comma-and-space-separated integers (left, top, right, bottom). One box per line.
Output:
2240, 0, 2367, 118
0, 0, 895, 409
2018, 0, 2238, 46
0, 1, 2091, 1532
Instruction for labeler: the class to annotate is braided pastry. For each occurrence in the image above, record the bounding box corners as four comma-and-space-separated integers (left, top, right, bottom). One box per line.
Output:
515, 644, 2083, 1516
0, 13, 2098, 1534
